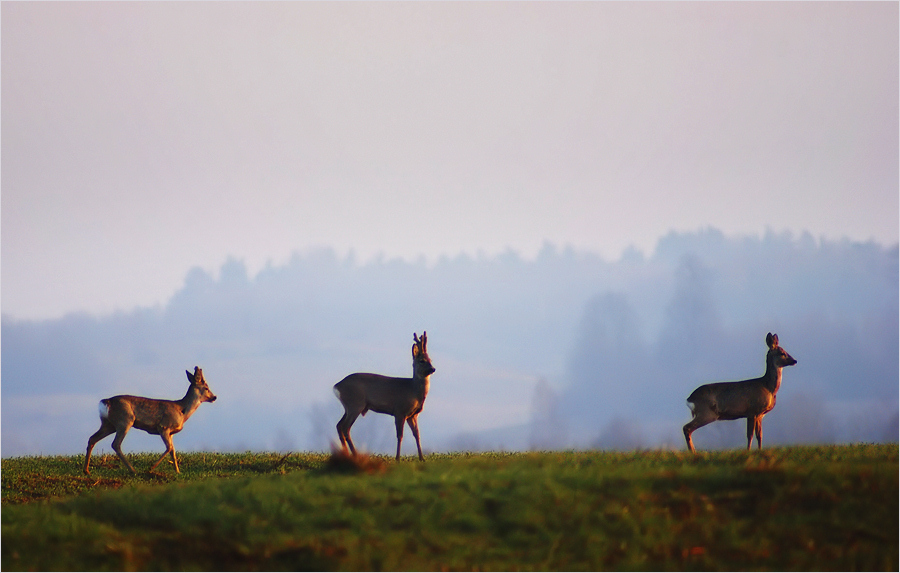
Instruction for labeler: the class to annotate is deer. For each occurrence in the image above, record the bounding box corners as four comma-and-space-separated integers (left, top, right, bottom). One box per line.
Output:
333, 332, 435, 461
84, 366, 217, 474
683, 333, 797, 453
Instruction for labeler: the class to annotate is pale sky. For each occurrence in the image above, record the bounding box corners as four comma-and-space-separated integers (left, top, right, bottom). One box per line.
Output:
2, 2, 897, 320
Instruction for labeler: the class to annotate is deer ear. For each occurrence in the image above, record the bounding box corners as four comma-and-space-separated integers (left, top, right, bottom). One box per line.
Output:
186, 369, 194, 383
412, 343, 420, 357
766, 333, 776, 348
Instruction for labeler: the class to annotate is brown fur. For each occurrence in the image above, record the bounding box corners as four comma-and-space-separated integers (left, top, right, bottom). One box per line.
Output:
334, 332, 435, 461
683, 333, 797, 453
84, 367, 217, 474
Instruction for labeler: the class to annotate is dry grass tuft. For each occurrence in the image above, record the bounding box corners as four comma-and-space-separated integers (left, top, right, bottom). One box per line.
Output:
325, 447, 388, 474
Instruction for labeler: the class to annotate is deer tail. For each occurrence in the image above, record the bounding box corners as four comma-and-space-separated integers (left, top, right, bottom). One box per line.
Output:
98, 399, 110, 421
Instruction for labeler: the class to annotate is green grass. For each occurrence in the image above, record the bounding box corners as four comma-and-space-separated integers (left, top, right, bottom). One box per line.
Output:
2, 445, 897, 571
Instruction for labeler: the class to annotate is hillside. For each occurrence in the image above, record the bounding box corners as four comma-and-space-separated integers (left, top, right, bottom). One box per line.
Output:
2, 445, 897, 571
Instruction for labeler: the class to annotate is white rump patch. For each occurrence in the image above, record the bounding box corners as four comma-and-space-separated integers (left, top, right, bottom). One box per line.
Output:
686, 400, 696, 415
333, 387, 341, 400
98, 400, 110, 421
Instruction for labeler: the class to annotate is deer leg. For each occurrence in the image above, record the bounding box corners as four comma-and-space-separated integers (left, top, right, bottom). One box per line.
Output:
683, 410, 717, 454
746, 417, 755, 450
84, 423, 116, 474
683, 423, 697, 454
337, 411, 360, 455
394, 416, 406, 461
150, 432, 177, 473
110, 426, 137, 474
407, 415, 424, 461
335, 414, 348, 452
754, 417, 764, 450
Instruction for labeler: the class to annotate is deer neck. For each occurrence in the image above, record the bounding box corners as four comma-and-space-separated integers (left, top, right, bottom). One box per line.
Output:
176, 386, 205, 421
762, 355, 783, 394
413, 372, 431, 401
421, 373, 431, 399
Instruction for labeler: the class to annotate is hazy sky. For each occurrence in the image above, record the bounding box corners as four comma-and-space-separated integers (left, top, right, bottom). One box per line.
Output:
2, 2, 897, 320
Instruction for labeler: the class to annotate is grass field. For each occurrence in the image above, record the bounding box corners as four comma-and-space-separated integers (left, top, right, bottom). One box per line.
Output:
2, 445, 897, 571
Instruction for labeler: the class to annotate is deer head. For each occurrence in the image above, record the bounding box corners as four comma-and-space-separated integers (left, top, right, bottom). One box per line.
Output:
766, 333, 797, 368
187, 366, 218, 403
413, 332, 435, 377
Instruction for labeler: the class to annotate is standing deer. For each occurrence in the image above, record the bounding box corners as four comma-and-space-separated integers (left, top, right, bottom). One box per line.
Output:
84, 366, 217, 474
333, 332, 435, 461
683, 333, 797, 453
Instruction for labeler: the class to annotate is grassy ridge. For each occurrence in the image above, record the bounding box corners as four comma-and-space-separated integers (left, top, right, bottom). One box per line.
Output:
2, 445, 897, 571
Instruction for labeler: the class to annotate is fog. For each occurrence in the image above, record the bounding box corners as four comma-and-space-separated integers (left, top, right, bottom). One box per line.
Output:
2, 229, 897, 457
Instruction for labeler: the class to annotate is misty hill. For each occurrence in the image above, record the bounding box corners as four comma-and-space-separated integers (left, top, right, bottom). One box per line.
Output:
2, 228, 897, 457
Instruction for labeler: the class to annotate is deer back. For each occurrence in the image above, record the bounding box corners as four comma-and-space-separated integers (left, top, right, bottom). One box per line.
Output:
688, 379, 774, 420
335, 373, 426, 418
103, 395, 184, 435
333, 331, 434, 418
102, 367, 216, 435
688, 333, 796, 420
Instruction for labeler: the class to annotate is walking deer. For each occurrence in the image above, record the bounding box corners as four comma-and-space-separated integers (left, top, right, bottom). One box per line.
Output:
333, 332, 434, 461
683, 333, 797, 453
84, 366, 217, 474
